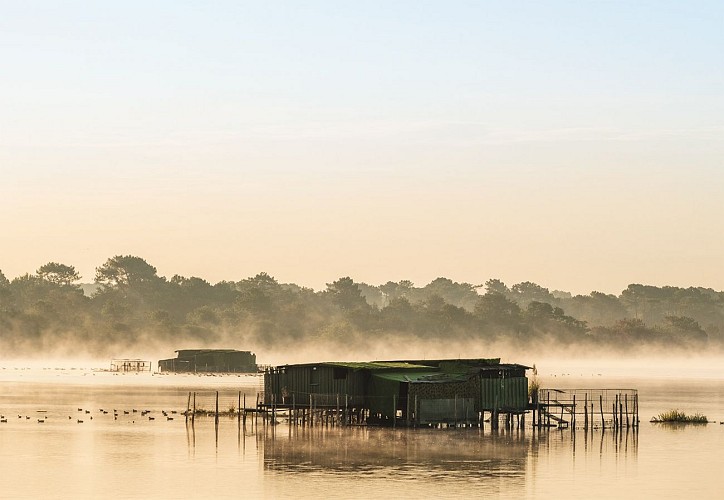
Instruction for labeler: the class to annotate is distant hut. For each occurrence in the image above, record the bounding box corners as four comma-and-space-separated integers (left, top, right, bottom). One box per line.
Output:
158, 349, 257, 373
110, 359, 152, 372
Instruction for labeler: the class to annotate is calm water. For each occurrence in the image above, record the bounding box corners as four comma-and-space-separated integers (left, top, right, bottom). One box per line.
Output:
0, 367, 723, 499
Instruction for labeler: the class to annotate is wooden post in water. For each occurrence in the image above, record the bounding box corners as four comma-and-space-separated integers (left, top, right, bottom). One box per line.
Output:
238, 391, 241, 423
572, 394, 576, 429
635, 393, 639, 428
599, 395, 604, 430
309, 394, 313, 427
193, 392, 196, 424
393, 394, 397, 429
215, 391, 219, 425
530, 396, 534, 430
617, 393, 622, 430
272, 394, 277, 428
546, 391, 550, 428
186, 392, 191, 423
625, 394, 629, 428
530, 406, 533, 430
243, 393, 247, 427
584, 393, 588, 431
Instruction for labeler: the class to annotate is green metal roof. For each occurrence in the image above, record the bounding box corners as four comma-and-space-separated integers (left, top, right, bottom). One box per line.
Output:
319, 361, 432, 370
375, 358, 501, 367
371, 370, 473, 383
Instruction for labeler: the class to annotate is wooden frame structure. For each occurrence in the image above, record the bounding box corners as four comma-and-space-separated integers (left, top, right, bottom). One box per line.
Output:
110, 359, 152, 372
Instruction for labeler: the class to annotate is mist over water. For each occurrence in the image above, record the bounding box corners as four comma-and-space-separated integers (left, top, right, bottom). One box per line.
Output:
0, 366, 722, 499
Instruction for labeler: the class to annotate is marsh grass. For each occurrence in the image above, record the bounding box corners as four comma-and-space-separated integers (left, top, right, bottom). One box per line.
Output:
652, 409, 708, 423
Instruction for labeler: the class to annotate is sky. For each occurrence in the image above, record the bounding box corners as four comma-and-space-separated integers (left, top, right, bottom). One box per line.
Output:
1, 1, 723, 295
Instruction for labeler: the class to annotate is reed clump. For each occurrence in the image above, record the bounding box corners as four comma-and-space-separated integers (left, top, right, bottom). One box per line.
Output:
652, 409, 708, 423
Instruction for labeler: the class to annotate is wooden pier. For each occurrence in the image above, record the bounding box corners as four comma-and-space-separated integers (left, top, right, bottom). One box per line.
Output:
179, 386, 640, 433
533, 388, 639, 431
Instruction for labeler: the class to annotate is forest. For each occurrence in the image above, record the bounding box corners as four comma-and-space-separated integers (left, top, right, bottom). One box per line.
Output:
0, 255, 721, 358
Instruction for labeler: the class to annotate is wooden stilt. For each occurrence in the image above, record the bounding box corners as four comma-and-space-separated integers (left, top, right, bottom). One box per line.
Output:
635, 393, 639, 428
546, 392, 550, 428
186, 392, 191, 423
529, 407, 532, 430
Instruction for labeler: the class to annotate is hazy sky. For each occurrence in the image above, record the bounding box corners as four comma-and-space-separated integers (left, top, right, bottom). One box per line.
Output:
2, 1, 723, 294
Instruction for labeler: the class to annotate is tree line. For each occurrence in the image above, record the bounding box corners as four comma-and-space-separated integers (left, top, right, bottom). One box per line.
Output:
0, 255, 721, 357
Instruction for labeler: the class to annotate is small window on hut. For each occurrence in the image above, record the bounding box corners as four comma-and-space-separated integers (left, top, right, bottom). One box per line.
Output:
333, 367, 347, 380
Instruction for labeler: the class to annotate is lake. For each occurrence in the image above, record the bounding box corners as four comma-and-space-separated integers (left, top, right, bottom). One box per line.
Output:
0, 364, 722, 499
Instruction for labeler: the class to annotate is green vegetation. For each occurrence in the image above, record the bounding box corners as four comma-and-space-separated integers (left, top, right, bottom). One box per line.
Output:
528, 365, 540, 401
652, 410, 708, 423
0, 255, 723, 357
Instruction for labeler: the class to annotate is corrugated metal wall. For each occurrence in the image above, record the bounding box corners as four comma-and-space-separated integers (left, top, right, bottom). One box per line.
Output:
265, 366, 366, 406
264, 367, 529, 413
419, 398, 476, 424
366, 375, 401, 418
479, 376, 528, 410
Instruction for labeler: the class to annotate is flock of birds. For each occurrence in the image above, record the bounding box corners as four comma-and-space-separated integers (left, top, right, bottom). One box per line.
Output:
0, 408, 181, 424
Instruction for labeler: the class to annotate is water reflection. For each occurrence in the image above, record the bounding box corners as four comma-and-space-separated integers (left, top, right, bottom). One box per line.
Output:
260, 425, 638, 482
